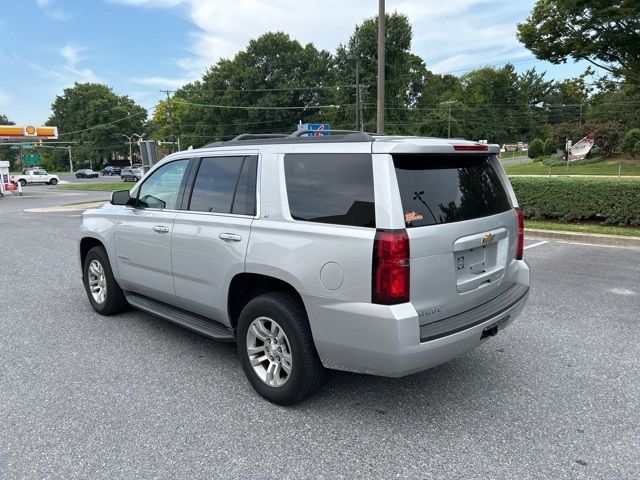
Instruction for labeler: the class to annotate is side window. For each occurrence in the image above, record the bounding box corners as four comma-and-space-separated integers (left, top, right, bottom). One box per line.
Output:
137, 159, 189, 210
284, 153, 376, 228
231, 156, 258, 216
189, 156, 246, 214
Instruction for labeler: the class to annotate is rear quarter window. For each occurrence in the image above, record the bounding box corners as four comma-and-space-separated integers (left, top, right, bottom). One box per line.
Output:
284, 153, 375, 228
394, 154, 511, 228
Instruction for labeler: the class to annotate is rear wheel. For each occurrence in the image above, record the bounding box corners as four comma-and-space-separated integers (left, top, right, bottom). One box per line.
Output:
237, 292, 325, 405
18, 179, 26, 186
83, 246, 128, 315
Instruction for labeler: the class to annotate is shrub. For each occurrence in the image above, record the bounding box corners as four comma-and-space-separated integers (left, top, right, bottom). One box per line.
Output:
511, 177, 640, 226
543, 138, 556, 156
591, 120, 624, 157
621, 129, 640, 158
527, 139, 544, 159
634, 142, 640, 159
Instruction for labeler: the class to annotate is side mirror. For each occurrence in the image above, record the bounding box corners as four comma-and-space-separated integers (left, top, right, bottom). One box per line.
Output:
111, 189, 132, 206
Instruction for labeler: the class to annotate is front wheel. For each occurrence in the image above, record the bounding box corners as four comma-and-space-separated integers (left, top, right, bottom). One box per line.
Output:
237, 292, 325, 405
83, 246, 128, 315
49, 178, 58, 185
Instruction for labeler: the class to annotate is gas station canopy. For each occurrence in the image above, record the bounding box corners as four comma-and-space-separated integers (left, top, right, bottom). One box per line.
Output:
0, 125, 58, 139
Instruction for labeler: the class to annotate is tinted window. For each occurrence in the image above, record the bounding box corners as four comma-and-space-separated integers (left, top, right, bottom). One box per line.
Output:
231, 156, 258, 216
284, 153, 375, 228
393, 154, 511, 228
137, 159, 189, 209
189, 156, 244, 213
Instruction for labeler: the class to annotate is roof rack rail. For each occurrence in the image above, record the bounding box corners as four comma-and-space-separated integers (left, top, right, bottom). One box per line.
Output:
230, 133, 290, 141
202, 130, 374, 148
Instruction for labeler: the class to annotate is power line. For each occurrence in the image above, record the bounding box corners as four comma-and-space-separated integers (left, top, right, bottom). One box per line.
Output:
166, 84, 363, 94
172, 100, 347, 110
57, 109, 150, 136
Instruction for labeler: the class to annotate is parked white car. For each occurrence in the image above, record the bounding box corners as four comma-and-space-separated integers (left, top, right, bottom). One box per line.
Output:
11, 169, 60, 186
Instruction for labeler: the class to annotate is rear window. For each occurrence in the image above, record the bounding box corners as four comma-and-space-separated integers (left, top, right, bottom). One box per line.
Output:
393, 154, 511, 228
284, 153, 375, 228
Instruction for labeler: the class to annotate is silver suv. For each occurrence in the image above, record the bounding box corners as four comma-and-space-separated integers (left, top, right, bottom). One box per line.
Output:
79, 132, 529, 404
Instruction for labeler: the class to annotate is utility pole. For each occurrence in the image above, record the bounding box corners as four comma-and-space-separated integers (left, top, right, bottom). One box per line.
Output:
442, 100, 458, 138
376, 0, 385, 134
348, 54, 362, 131
68, 145, 73, 172
161, 90, 176, 153
579, 104, 583, 125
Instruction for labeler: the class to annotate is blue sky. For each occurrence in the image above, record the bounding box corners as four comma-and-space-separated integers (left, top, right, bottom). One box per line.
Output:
0, 0, 599, 125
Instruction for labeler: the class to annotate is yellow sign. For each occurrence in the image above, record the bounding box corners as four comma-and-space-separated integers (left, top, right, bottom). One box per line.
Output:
0, 125, 58, 139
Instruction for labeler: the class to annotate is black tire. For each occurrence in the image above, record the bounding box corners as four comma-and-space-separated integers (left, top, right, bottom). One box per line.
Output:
83, 246, 128, 315
50, 178, 58, 185
237, 292, 325, 405
18, 179, 26, 186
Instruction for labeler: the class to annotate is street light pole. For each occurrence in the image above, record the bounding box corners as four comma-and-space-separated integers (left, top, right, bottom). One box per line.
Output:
376, 0, 385, 134
121, 133, 146, 166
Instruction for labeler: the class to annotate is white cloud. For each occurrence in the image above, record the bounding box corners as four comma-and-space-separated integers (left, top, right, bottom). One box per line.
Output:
60, 44, 82, 65
110, 0, 536, 88
0, 90, 11, 107
59, 43, 98, 82
133, 76, 195, 89
37, 0, 71, 21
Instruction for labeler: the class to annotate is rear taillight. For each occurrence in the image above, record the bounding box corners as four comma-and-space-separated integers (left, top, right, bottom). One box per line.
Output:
515, 208, 524, 260
372, 229, 410, 304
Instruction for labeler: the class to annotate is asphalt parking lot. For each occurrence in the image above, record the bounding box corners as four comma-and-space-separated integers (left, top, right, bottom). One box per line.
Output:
1, 187, 639, 479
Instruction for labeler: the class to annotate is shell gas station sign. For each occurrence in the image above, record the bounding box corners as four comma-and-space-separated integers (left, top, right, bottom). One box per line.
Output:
0, 125, 58, 139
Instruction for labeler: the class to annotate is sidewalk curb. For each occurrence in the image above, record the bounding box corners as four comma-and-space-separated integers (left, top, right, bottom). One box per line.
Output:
526, 228, 640, 250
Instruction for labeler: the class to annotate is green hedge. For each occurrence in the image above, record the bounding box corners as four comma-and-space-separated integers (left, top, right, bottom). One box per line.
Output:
510, 177, 640, 226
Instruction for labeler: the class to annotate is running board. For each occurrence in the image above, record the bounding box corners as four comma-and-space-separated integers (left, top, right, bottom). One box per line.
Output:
124, 292, 235, 342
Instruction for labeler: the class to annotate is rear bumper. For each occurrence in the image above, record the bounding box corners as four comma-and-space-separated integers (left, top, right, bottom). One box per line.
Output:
305, 260, 529, 377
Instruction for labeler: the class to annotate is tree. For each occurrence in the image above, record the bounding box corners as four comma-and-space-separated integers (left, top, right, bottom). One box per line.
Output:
621, 128, 640, 158
47, 83, 147, 169
160, 32, 334, 147
528, 139, 545, 159
0, 114, 18, 170
517, 1, 640, 85
331, 12, 417, 133
543, 138, 556, 156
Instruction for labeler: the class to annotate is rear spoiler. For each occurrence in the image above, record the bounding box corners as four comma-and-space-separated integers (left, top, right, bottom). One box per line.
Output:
372, 139, 500, 155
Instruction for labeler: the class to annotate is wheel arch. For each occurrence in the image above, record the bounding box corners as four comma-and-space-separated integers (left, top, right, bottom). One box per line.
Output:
79, 237, 106, 274
227, 273, 307, 333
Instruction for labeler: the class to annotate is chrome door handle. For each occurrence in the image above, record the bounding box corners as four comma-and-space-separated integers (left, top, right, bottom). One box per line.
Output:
219, 233, 242, 242
152, 225, 170, 233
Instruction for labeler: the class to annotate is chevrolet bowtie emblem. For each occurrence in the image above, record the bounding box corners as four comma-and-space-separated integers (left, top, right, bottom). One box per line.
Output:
482, 233, 495, 245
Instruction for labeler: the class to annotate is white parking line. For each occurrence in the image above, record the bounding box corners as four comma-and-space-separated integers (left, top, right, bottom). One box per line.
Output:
524, 240, 548, 250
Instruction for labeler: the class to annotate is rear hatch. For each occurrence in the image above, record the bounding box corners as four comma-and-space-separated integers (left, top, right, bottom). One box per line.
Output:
392, 153, 519, 325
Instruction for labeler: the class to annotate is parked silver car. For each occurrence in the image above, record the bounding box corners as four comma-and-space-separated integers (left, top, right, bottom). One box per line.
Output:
79, 132, 529, 404
120, 166, 142, 182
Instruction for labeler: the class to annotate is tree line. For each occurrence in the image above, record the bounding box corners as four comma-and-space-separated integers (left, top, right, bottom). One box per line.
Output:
1, 1, 639, 170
